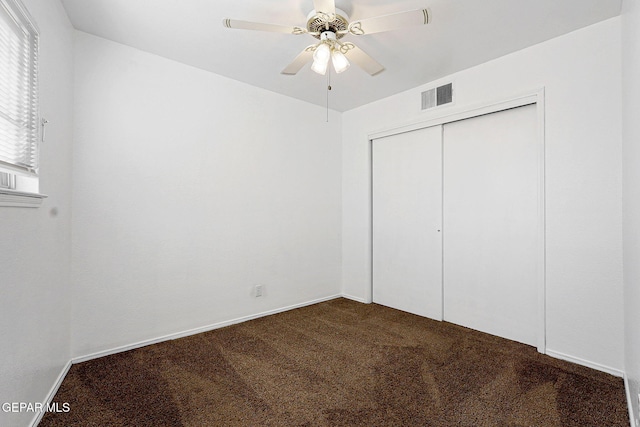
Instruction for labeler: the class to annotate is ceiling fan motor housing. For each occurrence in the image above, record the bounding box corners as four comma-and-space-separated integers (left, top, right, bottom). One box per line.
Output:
320, 31, 337, 42
307, 8, 349, 39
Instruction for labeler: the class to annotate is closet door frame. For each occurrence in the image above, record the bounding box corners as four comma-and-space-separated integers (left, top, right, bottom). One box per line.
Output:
367, 89, 546, 353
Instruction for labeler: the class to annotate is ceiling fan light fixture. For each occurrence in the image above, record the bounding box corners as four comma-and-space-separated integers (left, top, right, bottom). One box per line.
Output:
331, 49, 350, 73
313, 42, 331, 63
311, 43, 331, 75
225, 2, 431, 77
311, 57, 329, 75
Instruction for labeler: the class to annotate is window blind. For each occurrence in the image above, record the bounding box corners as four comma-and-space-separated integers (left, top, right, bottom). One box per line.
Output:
0, 0, 38, 174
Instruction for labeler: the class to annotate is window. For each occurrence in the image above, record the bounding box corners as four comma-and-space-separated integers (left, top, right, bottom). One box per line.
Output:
0, 0, 44, 206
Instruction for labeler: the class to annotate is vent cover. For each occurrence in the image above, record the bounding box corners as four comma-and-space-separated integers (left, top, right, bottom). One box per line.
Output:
421, 82, 453, 110
0, 171, 15, 190
421, 88, 436, 110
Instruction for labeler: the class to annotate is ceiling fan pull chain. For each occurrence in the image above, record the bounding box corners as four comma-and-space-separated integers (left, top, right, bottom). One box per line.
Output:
326, 67, 331, 122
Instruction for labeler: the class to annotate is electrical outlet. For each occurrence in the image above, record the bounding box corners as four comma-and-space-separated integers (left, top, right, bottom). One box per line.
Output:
254, 284, 263, 297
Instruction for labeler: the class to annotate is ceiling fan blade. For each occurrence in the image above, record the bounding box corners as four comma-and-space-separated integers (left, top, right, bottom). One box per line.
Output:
348, 9, 430, 36
344, 45, 385, 76
281, 45, 316, 75
312, 0, 336, 18
223, 19, 306, 35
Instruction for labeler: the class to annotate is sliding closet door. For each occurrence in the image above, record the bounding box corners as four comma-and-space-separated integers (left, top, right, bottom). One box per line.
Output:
372, 126, 442, 319
443, 104, 539, 346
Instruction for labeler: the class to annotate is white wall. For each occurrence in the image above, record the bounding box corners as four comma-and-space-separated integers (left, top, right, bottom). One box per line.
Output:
342, 18, 623, 373
71, 32, 342, 358
622, 0, 640, 423
0, 1, 74, 426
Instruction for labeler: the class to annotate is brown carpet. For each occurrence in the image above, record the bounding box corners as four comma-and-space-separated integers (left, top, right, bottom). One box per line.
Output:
40, 298, 628, 426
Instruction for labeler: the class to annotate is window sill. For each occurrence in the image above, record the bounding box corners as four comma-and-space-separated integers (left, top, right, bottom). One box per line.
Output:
0, 190, 47, 208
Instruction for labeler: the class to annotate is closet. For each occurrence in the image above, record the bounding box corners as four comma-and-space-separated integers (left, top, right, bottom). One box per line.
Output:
372, 103, 541, 347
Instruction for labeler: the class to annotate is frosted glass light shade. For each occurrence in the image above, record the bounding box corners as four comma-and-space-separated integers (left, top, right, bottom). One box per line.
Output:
311, 57, 329, 75
311, 43, 331, 75
331, 50, 350, 73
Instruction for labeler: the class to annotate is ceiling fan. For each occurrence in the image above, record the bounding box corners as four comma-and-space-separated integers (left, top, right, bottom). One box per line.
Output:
223, 0, 430, 76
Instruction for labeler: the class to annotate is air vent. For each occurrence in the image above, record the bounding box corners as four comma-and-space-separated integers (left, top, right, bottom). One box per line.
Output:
421, 88, 436, 110
0, 171, 15, 190
421, 82, 453, 110
437, 83, 453, 105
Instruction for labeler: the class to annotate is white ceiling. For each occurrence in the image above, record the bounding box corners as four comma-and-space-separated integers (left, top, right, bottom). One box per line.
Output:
60, 0, 621, 112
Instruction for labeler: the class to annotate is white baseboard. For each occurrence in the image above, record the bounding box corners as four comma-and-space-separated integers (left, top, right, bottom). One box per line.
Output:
545, 349, 624, 378
341, 293, 369, 304
73, 294, 343, 364
29, 359, 72, 427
